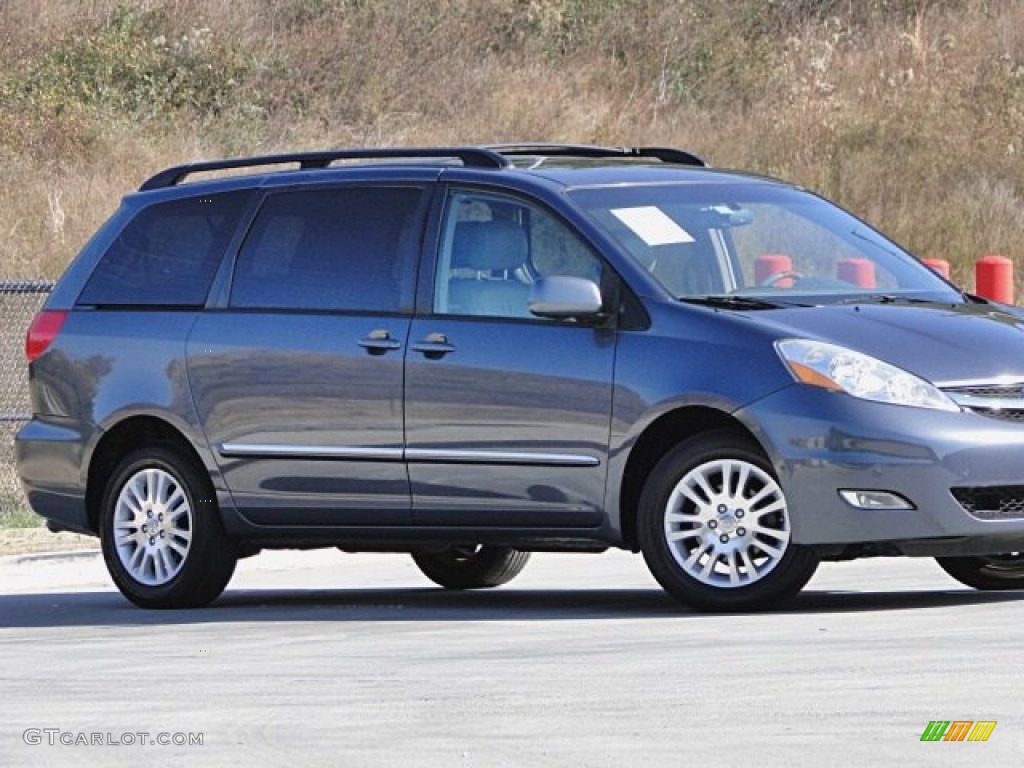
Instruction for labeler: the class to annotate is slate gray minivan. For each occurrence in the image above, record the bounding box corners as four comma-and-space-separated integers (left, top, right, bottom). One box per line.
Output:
16, 144, 1024, 610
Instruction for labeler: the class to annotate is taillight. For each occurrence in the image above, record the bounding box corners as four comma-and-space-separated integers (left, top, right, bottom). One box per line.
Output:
25, 310, 68, 362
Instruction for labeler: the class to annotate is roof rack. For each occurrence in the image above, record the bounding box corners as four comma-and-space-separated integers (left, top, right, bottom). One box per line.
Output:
138, 147, 509, 190
138, 143, 707, 191
485, 143, 706, 167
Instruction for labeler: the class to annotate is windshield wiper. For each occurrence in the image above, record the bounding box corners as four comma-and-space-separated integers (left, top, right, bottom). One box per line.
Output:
835, 294, 951, 306
680, 295, 796, 310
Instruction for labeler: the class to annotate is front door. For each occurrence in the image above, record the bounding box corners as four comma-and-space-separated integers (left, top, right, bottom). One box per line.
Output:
404, 189, 616, 528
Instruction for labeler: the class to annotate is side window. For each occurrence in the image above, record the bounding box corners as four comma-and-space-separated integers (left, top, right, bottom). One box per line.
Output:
78, 191, 249, 307
434, 191, 603, 319
230, 186, 424, 312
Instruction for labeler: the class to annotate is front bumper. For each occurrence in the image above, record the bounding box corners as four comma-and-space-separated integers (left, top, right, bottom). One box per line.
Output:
740, 385, 1024, 553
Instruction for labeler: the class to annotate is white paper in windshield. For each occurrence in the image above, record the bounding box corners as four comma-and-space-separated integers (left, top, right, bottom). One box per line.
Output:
610, 206, 695, 246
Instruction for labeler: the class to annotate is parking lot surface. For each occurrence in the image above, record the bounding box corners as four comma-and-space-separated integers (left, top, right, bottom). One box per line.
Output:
1, 548, 1020, 767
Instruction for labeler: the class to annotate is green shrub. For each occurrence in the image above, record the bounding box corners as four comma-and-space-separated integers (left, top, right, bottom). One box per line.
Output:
3, 4, 261, 125
0, 491, 39, 529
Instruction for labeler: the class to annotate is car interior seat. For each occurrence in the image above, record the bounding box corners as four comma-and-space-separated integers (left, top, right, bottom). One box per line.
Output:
447, 219, 532, 317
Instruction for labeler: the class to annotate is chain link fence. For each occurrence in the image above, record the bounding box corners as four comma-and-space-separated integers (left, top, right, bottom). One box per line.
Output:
1, 280, 54, 523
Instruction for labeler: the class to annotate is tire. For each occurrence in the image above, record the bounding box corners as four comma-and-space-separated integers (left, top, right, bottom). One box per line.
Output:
936, 553, 1024, 591
99, 446, 237, 609
638, 430, 819, 612
412, 545, 530, 590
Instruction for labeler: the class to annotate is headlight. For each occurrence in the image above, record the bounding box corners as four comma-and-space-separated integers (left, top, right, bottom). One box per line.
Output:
775, 339, 959, 412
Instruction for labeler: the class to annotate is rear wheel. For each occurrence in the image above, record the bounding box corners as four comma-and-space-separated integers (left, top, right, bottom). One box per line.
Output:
412, 545, 530, 589
638, 430, 819, 611
99, 446, 236, 609
936, 553, 1024, 590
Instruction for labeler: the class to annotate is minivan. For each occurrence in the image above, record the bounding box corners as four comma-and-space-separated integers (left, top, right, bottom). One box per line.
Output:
16, 144, 1024, 610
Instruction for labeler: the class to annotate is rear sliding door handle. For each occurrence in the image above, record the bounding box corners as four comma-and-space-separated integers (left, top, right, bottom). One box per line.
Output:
412, 332, 456, 359
358, 329, 402, 355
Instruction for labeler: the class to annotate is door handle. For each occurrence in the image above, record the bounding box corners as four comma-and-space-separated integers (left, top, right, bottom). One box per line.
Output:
358, 329, 402, 355
412, 332, 456, 359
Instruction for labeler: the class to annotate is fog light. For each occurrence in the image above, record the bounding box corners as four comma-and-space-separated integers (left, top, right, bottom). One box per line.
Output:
839, 490, 915, 510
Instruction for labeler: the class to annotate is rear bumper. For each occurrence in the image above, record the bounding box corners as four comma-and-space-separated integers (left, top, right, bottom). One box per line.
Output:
14, 417, 93, 535
741, 386, 1024, 554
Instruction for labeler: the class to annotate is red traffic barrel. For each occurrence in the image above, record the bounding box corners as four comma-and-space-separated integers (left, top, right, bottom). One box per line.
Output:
755, 254, 793, 286
922, 258, 951, 279
976, 255, 1013, 304
837, 258, 876, 288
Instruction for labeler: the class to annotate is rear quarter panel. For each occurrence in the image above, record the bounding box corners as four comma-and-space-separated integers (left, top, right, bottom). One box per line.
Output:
29, 310, 216, 484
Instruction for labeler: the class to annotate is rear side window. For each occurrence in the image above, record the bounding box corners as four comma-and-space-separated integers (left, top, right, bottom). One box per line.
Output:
229, 186, 424, 312
78, 192, 249, 307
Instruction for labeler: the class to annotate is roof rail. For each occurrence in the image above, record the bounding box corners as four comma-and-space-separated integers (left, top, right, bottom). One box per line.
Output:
485, 143, 706, 167
139, 147, 509, 190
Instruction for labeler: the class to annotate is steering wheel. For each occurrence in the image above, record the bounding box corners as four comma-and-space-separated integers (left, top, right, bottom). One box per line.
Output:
759, 270, 804, 287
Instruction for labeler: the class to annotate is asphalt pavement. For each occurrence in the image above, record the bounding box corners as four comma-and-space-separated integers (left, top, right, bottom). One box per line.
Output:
1, 547, 1021, 767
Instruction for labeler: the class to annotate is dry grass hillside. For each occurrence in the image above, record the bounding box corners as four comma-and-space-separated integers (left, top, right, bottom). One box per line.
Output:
0, 0, 1022, 288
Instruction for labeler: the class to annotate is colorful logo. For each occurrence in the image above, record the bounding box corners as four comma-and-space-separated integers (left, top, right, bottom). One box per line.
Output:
920, 720, 997, 742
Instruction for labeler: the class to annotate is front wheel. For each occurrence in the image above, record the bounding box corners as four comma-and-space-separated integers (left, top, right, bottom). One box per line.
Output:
638, 431, 819, 612
412, 545, 530, 590
936, 553, 1024, 590
99, 446, 237, 609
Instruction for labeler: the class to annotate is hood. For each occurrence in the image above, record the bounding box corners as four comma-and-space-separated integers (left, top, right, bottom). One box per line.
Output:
749, 300, 1024, 386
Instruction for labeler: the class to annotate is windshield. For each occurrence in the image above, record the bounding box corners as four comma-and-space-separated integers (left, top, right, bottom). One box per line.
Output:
570, 182, 962, 304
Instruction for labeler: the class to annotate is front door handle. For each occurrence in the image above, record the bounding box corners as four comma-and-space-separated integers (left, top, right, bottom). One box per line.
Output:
412, 332, 456, 359
358, 329, 402, 355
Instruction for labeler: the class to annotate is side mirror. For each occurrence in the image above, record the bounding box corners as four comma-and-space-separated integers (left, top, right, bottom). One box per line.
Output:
528, 276, 604, 320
